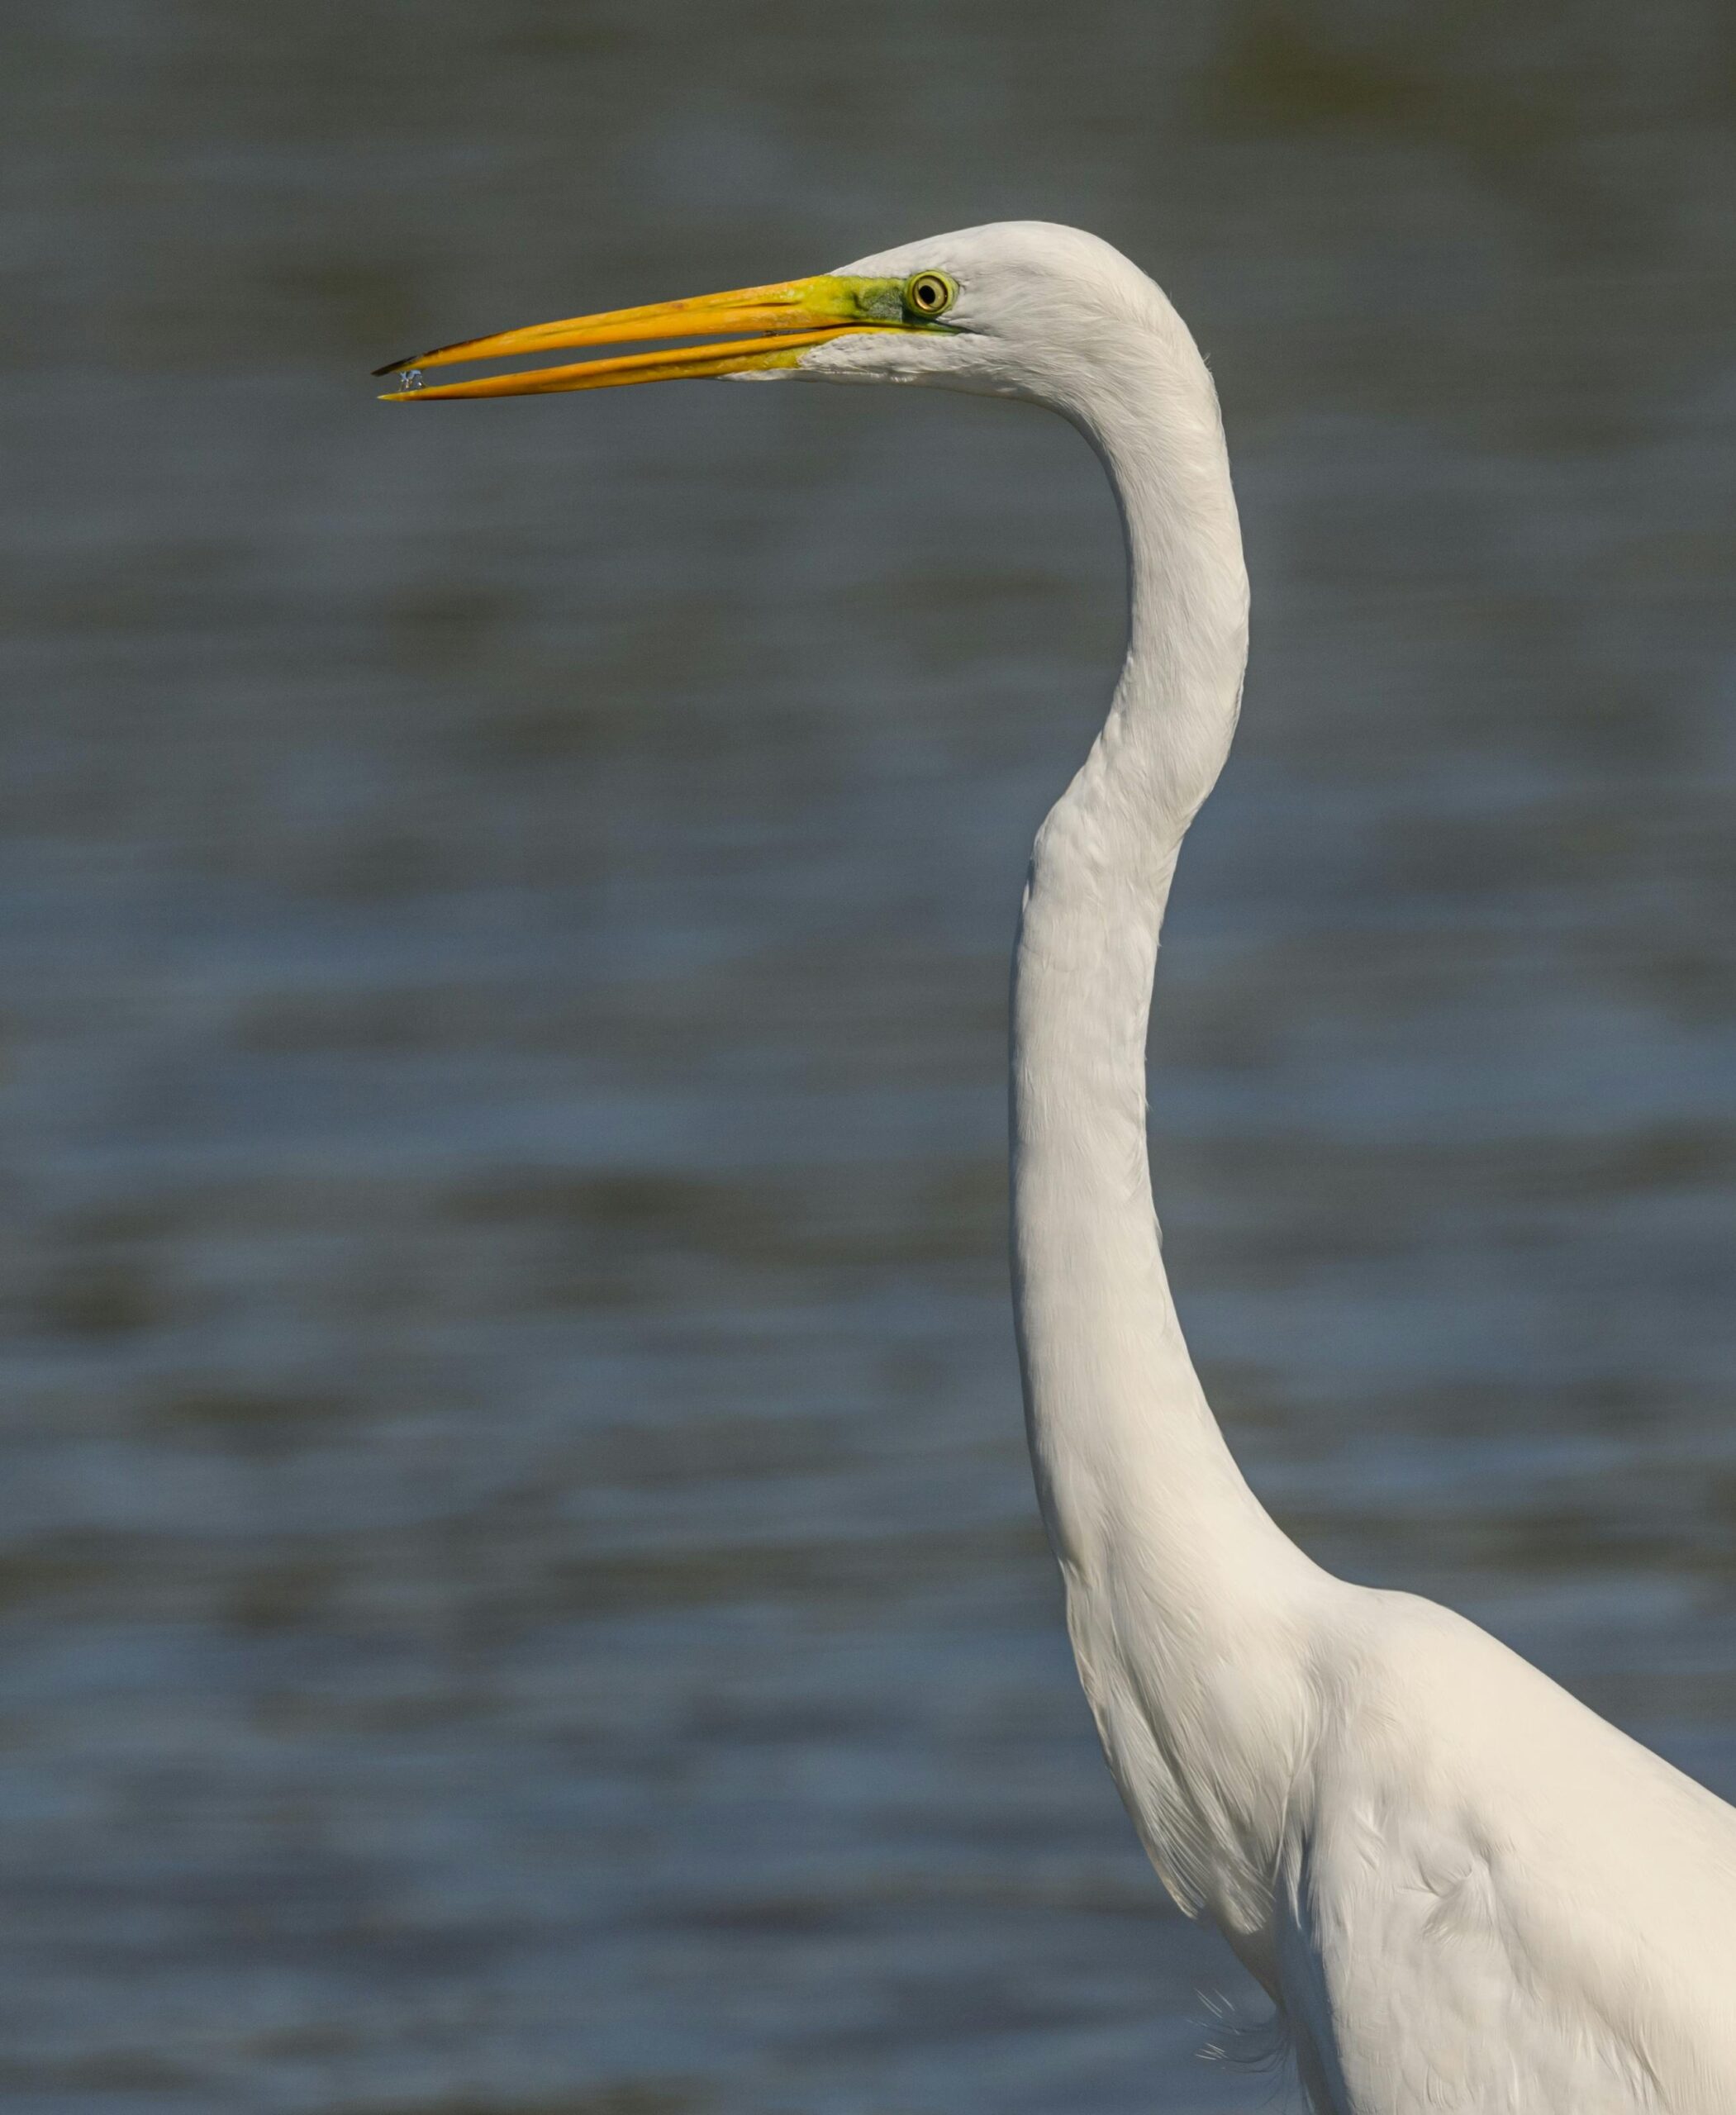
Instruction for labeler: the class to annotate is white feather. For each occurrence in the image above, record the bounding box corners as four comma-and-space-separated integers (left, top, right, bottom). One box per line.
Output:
787, 222, 1736, 2112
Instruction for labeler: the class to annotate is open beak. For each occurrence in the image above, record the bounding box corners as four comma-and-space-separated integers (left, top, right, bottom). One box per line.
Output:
373, 273, 911, 402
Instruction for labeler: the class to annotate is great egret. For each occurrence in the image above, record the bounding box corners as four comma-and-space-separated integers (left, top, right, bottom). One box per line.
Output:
379, 222, 1736, 2111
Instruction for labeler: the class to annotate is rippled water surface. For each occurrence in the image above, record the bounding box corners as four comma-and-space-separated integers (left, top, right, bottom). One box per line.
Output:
4, 5, 1736, 2110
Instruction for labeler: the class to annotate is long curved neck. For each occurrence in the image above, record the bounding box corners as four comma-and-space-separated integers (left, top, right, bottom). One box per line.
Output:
1011, 322, 1315, 1672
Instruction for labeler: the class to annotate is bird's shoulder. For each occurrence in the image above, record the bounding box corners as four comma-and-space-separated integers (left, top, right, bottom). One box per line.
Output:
1306, 1582, 1736, 1895
1310, 1584, 1733, 1828
1282, 1585, 1736, 2111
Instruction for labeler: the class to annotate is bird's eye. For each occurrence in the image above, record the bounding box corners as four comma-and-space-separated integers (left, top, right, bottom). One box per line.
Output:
904, 271, 956, 319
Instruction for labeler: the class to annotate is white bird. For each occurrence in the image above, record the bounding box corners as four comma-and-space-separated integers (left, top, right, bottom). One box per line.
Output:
381, 221, 1736, 2112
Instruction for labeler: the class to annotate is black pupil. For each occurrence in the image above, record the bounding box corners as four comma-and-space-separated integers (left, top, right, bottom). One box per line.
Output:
915, 279, 939, 308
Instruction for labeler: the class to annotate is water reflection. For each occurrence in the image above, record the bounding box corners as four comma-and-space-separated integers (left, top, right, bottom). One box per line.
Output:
2, 3, 1734, 2110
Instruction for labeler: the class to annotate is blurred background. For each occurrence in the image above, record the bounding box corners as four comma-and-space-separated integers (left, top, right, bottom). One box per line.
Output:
3, 2, 1735, 2110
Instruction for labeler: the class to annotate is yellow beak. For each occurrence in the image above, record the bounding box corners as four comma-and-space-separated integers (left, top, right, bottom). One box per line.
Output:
374, 273, 916, 402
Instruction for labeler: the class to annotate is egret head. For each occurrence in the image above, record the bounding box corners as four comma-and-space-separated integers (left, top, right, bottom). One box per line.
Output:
375, 221, 1178, 425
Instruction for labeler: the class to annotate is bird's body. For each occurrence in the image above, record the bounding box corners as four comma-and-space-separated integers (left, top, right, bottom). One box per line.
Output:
384, 219, 1736, 2109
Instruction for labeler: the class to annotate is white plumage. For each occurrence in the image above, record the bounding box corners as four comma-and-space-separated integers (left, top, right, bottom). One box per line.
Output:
815, 222, 1736, 2113
388, 218, 1736, 2112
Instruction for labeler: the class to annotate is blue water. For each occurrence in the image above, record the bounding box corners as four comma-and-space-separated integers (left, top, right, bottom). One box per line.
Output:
3, 5, 1735, 2109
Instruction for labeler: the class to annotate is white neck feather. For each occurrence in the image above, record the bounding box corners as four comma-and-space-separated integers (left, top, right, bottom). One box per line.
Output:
1010, 307, 1325, 1928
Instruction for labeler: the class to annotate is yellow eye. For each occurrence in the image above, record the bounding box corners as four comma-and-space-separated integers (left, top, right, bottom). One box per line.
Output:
904, 270, 956, 320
